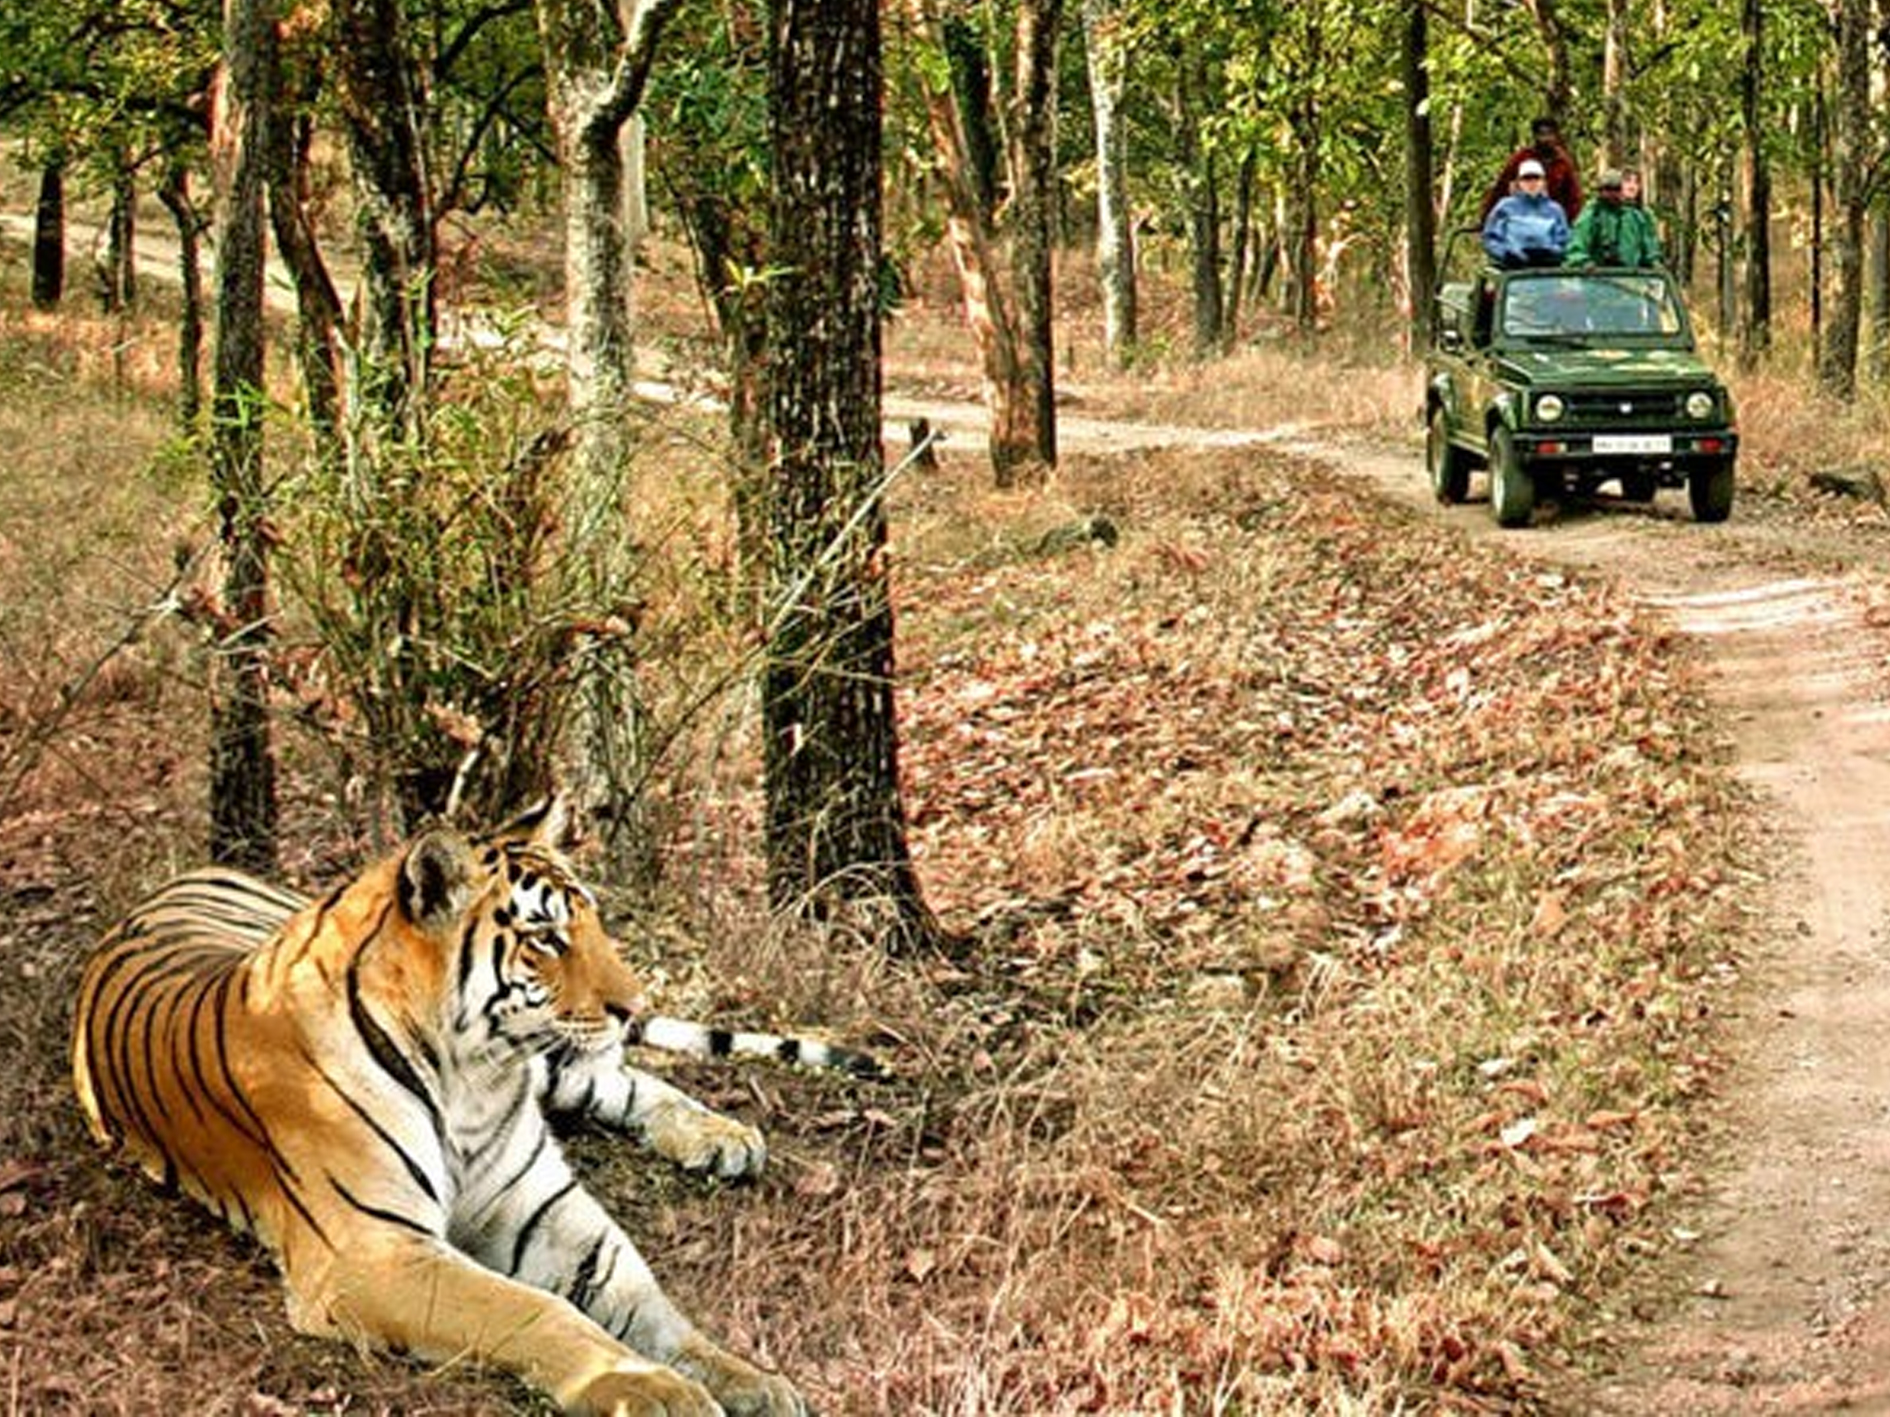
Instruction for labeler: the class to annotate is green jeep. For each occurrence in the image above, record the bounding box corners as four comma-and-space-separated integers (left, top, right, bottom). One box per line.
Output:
1423, 246, 1738, 528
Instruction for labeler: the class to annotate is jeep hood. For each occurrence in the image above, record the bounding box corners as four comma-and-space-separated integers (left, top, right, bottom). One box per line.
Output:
1495, 346, 1719, 386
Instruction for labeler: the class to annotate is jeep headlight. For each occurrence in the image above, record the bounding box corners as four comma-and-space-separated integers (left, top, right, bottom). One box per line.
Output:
1686, 390, 1716, 420
1535, 393, 1565, 423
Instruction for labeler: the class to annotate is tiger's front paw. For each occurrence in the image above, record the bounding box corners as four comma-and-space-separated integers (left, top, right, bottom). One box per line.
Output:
679, 1343, 806, 1417
569, 1364, 723, 1417
645, 1100, 767, 1180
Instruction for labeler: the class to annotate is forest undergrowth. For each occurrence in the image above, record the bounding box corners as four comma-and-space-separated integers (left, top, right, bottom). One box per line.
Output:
0, 231, 1846, 1414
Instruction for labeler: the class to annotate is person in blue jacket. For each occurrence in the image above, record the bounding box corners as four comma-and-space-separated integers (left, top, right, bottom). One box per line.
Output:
1480, 159, 1570, 269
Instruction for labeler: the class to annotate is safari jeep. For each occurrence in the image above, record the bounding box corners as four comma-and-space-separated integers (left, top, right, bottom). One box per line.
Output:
1424, 253, 1738, 528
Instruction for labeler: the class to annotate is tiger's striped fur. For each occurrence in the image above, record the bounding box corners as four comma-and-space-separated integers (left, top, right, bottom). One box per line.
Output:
71, 801, 813, 1417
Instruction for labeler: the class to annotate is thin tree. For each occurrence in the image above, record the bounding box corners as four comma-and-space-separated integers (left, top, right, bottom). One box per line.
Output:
536, 0, 682, 490
1738, 0, 1770, 369
765, 0, 942, 950
1082, 0, 1136, 366
1011, 0, 1060, 467
208, 0, 279, 870
907, 0, 1039, 484
31, 156, 65, 310
331, 0, 435, 443
1818, 0, 1869, 400
1403, 0, 1436, 351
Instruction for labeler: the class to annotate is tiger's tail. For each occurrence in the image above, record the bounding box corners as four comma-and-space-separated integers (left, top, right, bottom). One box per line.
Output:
631, 1016, 887, 1081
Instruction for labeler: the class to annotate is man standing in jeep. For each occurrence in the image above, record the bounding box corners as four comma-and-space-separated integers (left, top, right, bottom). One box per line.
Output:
1480, 116, 1585, 223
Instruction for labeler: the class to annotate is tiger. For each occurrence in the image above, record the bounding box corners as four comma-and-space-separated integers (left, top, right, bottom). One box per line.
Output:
71, 798, 862, 1417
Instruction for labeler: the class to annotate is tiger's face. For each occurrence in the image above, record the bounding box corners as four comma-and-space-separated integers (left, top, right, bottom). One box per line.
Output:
399, 803, 647, 1059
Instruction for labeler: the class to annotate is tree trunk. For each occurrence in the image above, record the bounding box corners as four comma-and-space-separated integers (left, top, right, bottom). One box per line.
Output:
1521, 0, 1573, 121
1869, 203, 1889, 383
1818, 0, 1867, 400
1226, 147, 1255, 347
265, 75, 345, 454
208, 0, 280, 872
1010, 0, 1060, 466
31, 158, 65, 310
766, 0, 941, 951
675, 187, 770, 619
909, 0, 1036, 483
331, 0, 435, 443
1402, 0, 1437, 351
536, 0, 678, 860
536, 0, 679, 485
104, 156, 137, 311
943, 15, 1001, 220
1600, 0, 1628, 168
1176, 45, 1221, 358
157, 163, 206, 429
1738, 0, 1770, 371
1081, 0, 1136, 366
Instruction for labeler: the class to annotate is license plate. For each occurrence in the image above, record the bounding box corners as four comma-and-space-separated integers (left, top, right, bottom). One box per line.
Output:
1594, 433, 1671, 455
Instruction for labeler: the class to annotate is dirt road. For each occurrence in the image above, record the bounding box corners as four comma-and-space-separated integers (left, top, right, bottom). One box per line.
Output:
1328, 445, 1890, 1412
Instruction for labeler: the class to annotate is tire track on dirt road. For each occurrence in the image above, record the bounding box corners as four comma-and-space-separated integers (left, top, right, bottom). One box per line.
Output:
1337, 441, 1890, 1413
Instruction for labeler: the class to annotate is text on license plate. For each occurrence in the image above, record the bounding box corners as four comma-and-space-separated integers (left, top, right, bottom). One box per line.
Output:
1594, 433, 1672, 455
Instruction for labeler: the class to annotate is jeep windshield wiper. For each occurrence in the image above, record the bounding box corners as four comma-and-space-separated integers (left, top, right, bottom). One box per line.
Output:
1507, 331, 1594, 346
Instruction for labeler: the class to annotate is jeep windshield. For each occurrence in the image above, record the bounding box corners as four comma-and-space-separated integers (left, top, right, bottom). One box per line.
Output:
1497, 271, 1685, 344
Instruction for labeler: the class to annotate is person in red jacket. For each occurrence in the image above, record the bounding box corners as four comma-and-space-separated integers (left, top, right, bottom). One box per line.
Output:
1479, 116, 1584, 224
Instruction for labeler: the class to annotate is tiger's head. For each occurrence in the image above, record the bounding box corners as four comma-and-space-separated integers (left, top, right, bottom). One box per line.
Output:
393, 797, 647, 1059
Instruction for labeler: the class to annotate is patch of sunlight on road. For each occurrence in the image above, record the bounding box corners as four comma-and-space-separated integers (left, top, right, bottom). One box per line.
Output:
1640, 578, 1847, 636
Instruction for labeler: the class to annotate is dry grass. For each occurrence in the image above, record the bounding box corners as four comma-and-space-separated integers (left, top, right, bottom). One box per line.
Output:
0, 225, 1853, 1415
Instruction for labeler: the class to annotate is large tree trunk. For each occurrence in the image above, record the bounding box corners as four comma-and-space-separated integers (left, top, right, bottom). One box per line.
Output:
1738, 0, 1771, 370
1402, 0, 1437, 351
1081, 0, 1136, 366
1010, 0, 1060, 466
1818, 0, 1868, 400
31, 158, 65, 310
208, 0, 280, 872
909, 0, 1037, 484
766, 0, 941, 951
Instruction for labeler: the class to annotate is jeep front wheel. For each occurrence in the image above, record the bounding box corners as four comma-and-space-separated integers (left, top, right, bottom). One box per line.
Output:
1427, 406, 1471, 505
1689, 459, 1735, 523
1489, 427, 1535, 529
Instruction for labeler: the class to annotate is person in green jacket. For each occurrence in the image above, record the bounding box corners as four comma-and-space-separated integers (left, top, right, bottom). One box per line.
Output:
1566, 169, 1663, 267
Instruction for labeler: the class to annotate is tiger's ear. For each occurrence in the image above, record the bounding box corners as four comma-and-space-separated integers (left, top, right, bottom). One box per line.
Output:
494, 793, 579, 852
399, 827, 479, 929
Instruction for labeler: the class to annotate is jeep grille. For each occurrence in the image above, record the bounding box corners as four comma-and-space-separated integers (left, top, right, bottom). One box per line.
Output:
1556, 389, 1688, 425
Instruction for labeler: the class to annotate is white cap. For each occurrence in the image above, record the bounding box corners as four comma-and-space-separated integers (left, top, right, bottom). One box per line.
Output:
1518, 159, 1546, 179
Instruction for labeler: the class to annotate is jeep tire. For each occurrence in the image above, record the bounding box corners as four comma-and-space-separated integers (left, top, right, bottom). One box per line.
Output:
1689, 459, 1735, 523
1489, 427, 1535, 529
1427, 405, 1471, 505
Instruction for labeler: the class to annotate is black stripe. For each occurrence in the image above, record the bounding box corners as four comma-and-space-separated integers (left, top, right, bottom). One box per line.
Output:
567, 1233, 608, 1312
329, 1177, 434, 1236
708, 1028, 734, 1058
302, 1046, 442, 1206
509, 1179, 579, 1274
345, 949, 440, 1130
